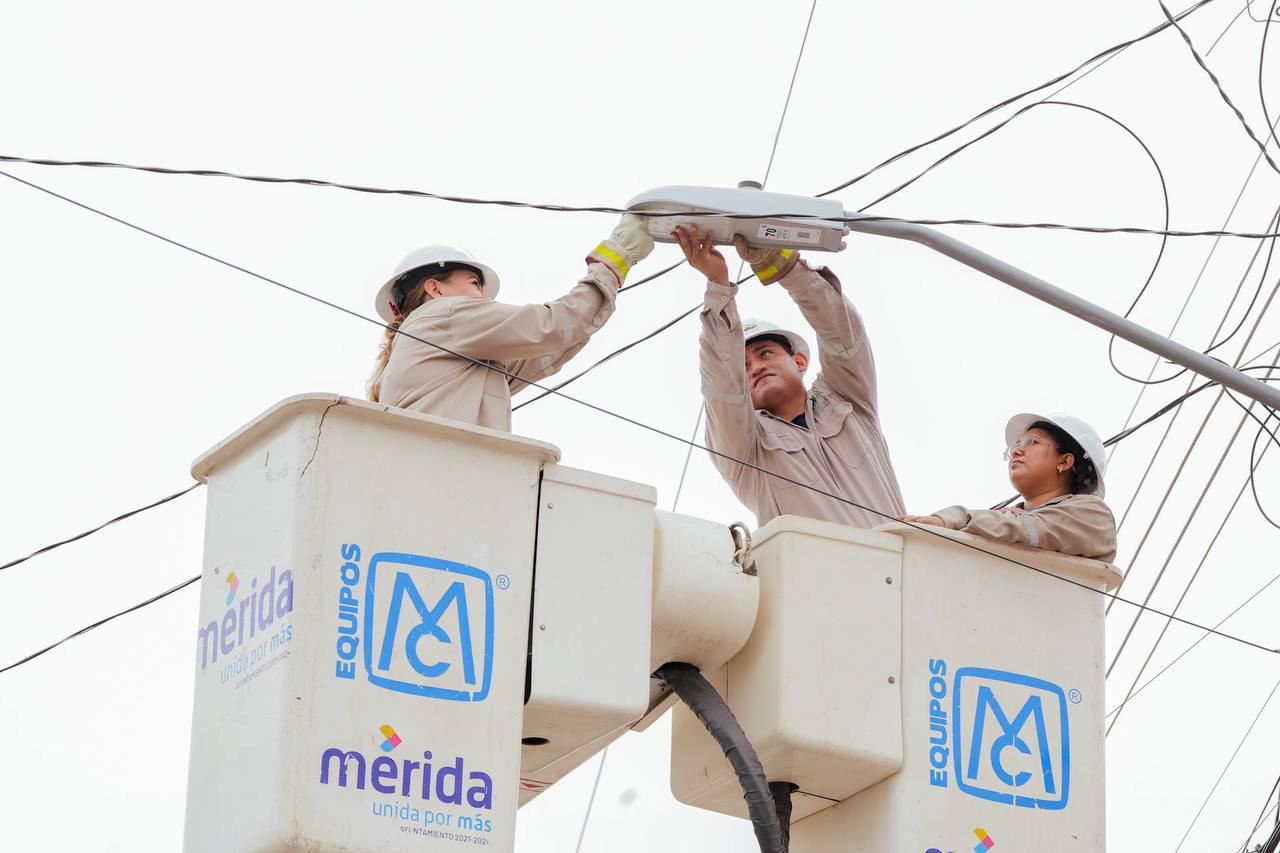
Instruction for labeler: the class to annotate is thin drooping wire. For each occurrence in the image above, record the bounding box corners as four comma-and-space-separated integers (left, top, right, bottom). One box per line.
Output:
1239, 772, 1280, 853
1103, 153, 1280, 555
6, 155, 1280, 239
1263, 8, 1278, 151
1158, 0, 1280, 176
669, 0, 819, 515
1104, 571, 1280, 725
0, 573, 200, 675
1249, 390, 1280, 527
1105, 107, 1279, 461
574, 6, 820, 844
3, 368, 1276, 675
0, 482, 203, 572
4, 170, 1276, 658
1173, 674, 1280, 853
848, 98, 1183, 392
573, 749, 608, 853
815, 0, 1218, 197
1106, 389, 1280, 734
513, 304, 700, 410
1103, 255, 1280, 615
1209, 0, 1255, 54
670, 409, 705, 513
1106, 48, 1280, 386
858, 101, 1169, 227
619, 259, 685, 293
1103, 390, 1273, 675
1100, 333, 1280, 671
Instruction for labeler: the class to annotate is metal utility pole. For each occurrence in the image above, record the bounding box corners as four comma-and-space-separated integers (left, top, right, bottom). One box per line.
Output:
845, 214, 1280, 411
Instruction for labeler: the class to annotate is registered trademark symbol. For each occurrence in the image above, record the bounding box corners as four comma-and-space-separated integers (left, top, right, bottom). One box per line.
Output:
1069, 688, 1082, 704
496, 574, 511, 590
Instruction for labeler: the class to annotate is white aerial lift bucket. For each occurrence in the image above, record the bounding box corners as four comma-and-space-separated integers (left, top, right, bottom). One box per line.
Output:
670, 515, 1122, 852
180, 394, 758, 852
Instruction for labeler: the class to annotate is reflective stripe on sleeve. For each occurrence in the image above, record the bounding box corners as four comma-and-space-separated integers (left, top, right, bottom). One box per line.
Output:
590, 243, 629, 279
1019, 514, 1041, 548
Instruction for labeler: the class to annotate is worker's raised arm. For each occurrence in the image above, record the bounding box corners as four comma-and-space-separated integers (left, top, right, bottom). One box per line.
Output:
698, 281, 757, 479
734, 238, 879, 418
442, 265, 617, 363
674, 225, 757, 481
431, 215, 656, 368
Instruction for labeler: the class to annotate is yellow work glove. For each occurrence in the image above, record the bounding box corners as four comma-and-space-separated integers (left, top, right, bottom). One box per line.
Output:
733, 234, 799, 285
587, 213, 655, 288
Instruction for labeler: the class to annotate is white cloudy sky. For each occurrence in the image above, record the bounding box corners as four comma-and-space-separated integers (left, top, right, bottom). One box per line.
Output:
3, 0, 1280, 850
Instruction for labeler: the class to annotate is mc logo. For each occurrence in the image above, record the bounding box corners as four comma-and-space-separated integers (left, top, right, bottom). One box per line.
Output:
362, 552, 494, 702
952, 667, 1070, 810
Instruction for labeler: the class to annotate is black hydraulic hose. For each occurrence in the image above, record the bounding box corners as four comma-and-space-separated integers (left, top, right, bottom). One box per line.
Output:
655, 663, 784, 853
769, 781, 798, 851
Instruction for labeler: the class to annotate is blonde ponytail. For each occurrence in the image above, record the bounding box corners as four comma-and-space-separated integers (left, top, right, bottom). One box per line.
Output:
367, 277, 432, 402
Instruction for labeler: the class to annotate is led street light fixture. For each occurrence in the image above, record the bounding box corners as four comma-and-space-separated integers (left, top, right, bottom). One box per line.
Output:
627, 183, 849, 253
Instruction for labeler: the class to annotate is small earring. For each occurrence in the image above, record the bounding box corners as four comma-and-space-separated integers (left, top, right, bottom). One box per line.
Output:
1057, 466, 1065, 473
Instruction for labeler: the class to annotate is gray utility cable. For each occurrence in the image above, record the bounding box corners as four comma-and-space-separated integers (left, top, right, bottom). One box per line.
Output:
816, 0, 1219, 197
3, 172, 1277, 659
571, 5, 818, 846
1108, 154, 1280, 517
572, 749, 607, 853
1104, 572, 1280, 725
1104, 271, 1280, 677
1238, 772, 1280, 852
655, 663, 783, 853
1157, 0, 1280, 177
0, 482, 202, 572
0, 574, 201, 675
4, 154, 1280, 239
1106, 365, 1280, 735
1106, 42, 1280, 472
1105, 203, 1280, 611
1173, 674, 1280, 853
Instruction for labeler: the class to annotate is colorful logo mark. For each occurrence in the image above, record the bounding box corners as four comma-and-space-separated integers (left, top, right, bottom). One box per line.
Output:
973, 828, 995, 852
224, 572, 240, 606
379, 724, 401, 752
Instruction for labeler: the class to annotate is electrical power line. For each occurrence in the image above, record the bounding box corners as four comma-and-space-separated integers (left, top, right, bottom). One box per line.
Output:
0, 573, 200, 675
3, 168, 1277, 661
1104, 253, 1280, 617
1107, 404, 1280, 733
1104, 571, 1280, 726
1239, 772, 1280, 853
0, 482, 203, 572
1173, 674, 1280, 852
571, 4, 820, 847
815, 0, 1220, 197
1157, 0, 1280, 177
5, 154, 1280, 240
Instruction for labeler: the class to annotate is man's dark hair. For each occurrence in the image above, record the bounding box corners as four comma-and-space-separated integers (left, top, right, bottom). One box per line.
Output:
1029, 420, 1098, 495
746, 333, 794, 355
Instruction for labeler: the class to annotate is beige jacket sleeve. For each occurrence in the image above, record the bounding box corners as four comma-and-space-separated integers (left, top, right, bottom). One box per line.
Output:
931, 494, 1118, 563
699, 280, 755, 482
445, 264, 618, 393
778, 261, 878, 418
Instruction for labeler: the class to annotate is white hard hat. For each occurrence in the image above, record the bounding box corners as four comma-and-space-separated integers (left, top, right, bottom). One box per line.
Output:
741, 317, 810, 360
1005, 412, 1107, 498
375, 245, 501, 323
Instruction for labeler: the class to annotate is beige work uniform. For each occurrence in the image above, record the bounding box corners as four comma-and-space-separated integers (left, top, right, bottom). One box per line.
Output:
377, 264, 618, 432
931, 493, 1118, 563
700, 260, 906, 528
